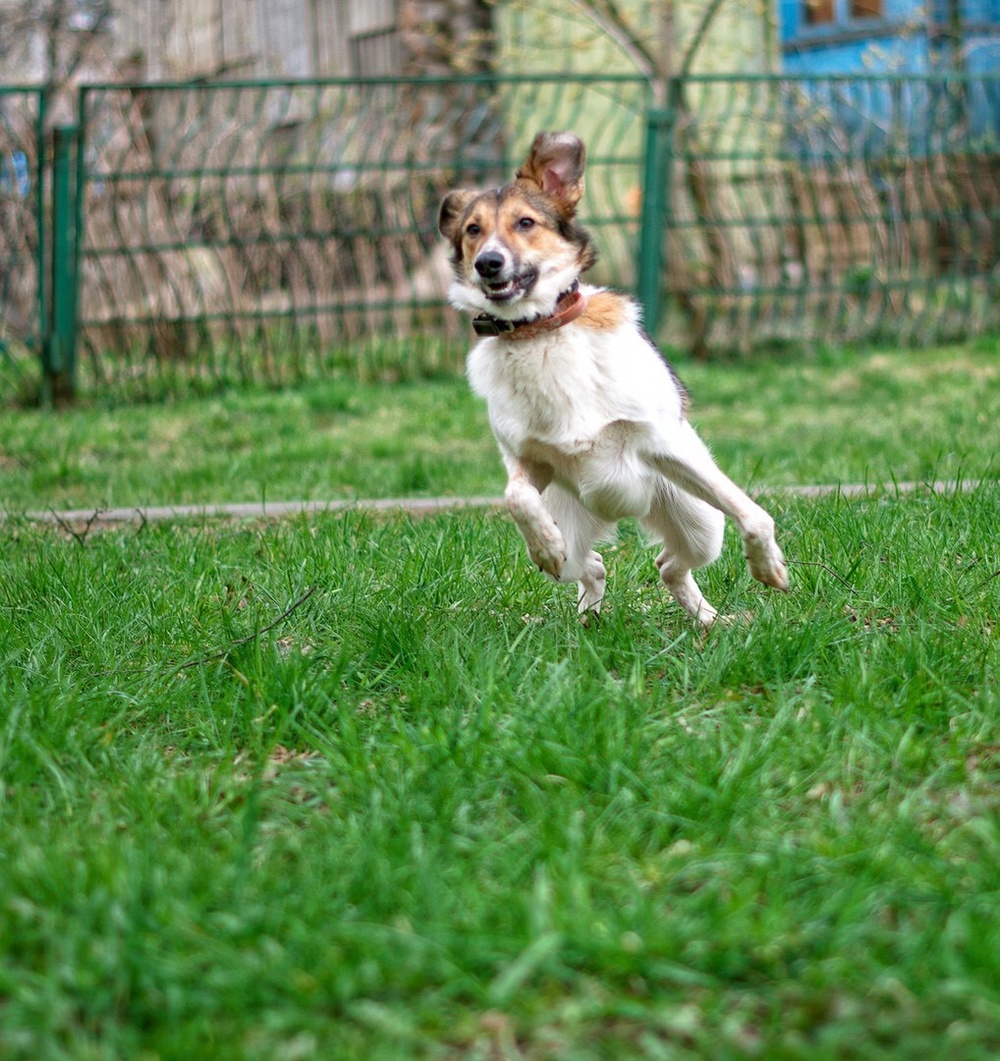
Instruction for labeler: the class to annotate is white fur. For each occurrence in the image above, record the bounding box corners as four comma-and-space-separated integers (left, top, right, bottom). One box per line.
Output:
462, 284, 788, 625
443, 131, 787, 624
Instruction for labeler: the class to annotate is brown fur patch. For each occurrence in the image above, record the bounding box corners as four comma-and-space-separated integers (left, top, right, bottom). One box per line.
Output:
580, 291, 628, 331
515, 132, 586, 215
494, 193, 573, 260
442, 184, 596, 280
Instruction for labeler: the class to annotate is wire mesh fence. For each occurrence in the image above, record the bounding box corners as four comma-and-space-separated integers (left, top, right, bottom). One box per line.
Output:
0, 88, 44, 395
654, 75, 1000, 355
1, 73, 999, 403
73, 75, 649, 396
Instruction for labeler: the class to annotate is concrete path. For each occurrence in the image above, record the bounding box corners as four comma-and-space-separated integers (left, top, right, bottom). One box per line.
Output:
14, 479, 985, 527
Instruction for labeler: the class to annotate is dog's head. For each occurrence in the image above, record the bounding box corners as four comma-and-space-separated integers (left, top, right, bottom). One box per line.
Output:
438, 131, 597, 322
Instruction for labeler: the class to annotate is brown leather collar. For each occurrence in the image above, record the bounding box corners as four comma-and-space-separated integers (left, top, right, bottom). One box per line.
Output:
471, 282, 586, 340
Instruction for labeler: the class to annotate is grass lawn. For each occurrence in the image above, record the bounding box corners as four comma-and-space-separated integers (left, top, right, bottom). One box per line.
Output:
1, 340, 999, 1058
0, 339, 997, 512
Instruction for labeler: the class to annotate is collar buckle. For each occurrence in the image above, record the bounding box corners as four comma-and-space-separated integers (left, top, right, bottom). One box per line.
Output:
470, 281, 584, 341
471, 316, 517, 337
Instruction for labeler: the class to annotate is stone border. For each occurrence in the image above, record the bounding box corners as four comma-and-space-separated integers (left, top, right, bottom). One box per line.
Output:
10, 479, 986, 527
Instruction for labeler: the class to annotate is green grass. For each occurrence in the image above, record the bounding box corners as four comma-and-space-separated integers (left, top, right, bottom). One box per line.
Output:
1, 341, 1000, 1058
1, 339, 997, 512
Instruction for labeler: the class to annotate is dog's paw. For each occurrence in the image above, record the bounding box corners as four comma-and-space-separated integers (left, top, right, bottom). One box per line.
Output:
576, 554, 607, 616
744, 536, 789, 592
524, 526, 567, 580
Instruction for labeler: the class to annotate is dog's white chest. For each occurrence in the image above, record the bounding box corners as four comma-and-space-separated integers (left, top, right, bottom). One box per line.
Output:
469, 333, 606, 448
467, 325, 681, 455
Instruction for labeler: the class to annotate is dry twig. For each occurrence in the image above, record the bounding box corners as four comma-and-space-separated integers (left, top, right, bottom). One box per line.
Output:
174, 586, 318, 673
50, 508, 103, 547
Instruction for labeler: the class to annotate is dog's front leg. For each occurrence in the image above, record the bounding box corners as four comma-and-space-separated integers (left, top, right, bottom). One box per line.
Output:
502, 457, 567, 579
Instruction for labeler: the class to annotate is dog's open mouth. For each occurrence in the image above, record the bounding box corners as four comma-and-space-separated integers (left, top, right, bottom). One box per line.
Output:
483, 269, 537, 302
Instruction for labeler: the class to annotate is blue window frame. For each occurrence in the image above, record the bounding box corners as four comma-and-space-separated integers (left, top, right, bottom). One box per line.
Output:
783, 0, 1000, 48
781, 0, 890, 48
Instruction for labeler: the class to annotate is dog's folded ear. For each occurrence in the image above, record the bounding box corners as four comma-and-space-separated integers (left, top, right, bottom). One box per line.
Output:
438, 189, 478, 242
516, 131, 586, 215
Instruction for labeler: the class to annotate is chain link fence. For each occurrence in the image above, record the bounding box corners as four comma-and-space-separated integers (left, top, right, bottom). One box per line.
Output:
1, 73, 998, 403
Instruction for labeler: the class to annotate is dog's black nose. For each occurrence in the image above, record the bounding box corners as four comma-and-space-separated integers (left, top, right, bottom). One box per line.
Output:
474, 251, 505, 279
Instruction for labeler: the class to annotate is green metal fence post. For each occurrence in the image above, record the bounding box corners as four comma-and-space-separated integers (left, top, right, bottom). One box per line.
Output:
35, 89, 48, 392
43, 123, 79, 403
636, 105, 674, 338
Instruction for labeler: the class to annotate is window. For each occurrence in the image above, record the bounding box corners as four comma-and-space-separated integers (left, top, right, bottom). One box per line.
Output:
800, 0, 883, 30
804, 0, 835, 25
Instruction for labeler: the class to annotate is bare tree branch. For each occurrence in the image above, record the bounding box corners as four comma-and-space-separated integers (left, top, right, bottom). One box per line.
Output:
567, 0, 662, 89
678, 0, 730, 76
62, 4, 114, 84
567, 0, 741, 88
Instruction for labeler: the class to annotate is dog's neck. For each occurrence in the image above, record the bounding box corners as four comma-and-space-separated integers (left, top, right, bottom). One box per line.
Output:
471, 281, 586, 340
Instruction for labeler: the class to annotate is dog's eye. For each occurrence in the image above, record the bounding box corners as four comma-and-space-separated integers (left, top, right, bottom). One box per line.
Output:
517, 217, 536, 231
465, 223, 481, 238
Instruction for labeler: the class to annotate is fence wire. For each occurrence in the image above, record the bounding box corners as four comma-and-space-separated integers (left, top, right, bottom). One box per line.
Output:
0, 88, 43, 394
2, 74, 999, 403
74, 75, 649, 394
660, 75, 1000, 355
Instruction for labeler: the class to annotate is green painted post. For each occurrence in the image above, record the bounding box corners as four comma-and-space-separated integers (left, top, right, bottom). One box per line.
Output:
45, 123, 79, 403
636, 106, 674, 339
35, 89, 48, 394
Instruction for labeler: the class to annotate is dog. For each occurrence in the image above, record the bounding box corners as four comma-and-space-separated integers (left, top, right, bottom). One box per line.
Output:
438, 130, 788, 625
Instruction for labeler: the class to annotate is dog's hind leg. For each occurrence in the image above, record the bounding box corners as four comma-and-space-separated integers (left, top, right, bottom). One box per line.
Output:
543, 485, 611, 617
645, 421, 788, 594
643, 482, 725, 627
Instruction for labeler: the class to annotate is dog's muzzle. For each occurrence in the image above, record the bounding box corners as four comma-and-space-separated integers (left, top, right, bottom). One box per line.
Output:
474, 251, 505, 279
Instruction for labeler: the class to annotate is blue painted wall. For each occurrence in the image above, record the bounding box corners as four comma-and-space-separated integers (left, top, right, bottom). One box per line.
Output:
779, 0, 1000, 74
776, 1, 1000, 157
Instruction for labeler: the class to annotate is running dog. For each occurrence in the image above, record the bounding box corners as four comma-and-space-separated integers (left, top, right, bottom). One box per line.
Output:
438, 130, 788, 625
